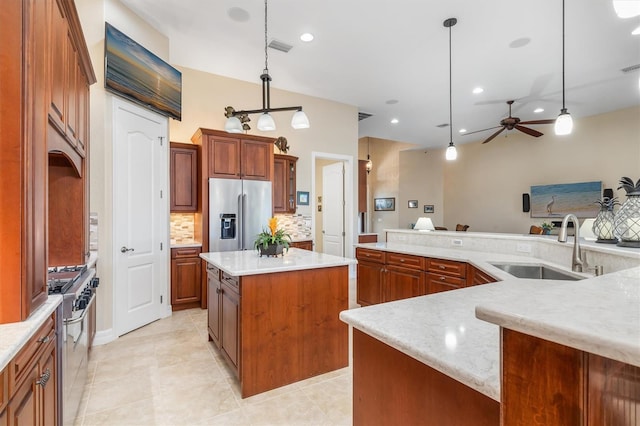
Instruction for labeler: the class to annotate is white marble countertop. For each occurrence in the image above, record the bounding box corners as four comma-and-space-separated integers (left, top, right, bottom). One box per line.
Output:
170, 241, 202, 248
0, 295, 62, 371
341, 240, 640, 401
200, 247, 356, 276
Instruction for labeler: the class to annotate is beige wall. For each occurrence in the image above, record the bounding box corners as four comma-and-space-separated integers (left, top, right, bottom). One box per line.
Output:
399, 149, 444, 229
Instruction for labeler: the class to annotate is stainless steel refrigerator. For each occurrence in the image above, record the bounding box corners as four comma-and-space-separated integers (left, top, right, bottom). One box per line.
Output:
209, 178, 273, 252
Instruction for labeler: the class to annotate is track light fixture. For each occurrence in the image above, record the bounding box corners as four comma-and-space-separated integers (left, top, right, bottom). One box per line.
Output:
224, 0, 309, 133
444, 17, 458, 161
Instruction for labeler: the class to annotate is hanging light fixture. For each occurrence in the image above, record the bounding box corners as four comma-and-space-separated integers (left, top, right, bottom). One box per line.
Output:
613, 0, 640, 18
444, 18, 458, 161
224, 0, 309, 133
366, 139, 373, 174
555, 0, 573, 136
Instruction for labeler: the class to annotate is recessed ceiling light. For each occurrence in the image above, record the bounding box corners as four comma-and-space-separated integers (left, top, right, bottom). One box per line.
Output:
534, 108, 544, 113
227, 7, 250, 22
385, 99, 399, 105
459, 128, 467, 133
300, 33, 314, 42
509, 37, 531, 48
472, 87, 483, 94
391, 118, 399, 124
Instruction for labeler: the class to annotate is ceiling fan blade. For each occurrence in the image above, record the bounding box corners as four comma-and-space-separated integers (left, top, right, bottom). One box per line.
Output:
515, 125, 544, 137
482, 127, 506, 144
463, 125, 502, 136
519, 119, 556, 125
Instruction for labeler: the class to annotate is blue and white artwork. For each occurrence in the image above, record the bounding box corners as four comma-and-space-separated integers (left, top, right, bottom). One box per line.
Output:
105, 23, 182, 120
530, 181, 602, 218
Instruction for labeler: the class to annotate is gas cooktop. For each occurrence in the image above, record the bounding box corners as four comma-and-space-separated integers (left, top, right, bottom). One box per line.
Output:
47, 265, 88, 294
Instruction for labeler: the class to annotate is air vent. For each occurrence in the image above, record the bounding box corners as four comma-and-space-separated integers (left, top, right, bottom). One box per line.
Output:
621, 64, 640, 73
268, 39, 293, 53
358, 112, 373, 121
436, 123, 449, 128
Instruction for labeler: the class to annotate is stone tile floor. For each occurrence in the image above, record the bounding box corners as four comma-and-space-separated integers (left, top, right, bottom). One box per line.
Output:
75, 308, 352, 425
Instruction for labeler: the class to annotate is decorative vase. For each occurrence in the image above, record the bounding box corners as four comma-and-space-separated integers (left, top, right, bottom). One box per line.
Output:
543, 229, 551, 235
593, 208, 617, 244
258, 243, 285, 257
613, 194, 640, 248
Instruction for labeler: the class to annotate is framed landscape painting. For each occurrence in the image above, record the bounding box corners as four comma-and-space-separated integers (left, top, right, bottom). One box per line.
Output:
530, 181, 602, 218
105, 23, 182, 120
374, 198, 395, 211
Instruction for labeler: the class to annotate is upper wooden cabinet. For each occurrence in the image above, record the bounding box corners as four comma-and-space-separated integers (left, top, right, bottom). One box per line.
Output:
358, 160, 367, 212
170, 142, 199, 212
191, 128, 274, 181
0, 0, 95, 323
273, 154, 298, 213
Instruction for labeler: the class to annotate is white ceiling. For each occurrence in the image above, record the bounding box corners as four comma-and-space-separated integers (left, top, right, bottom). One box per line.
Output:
121, 0, 640, 148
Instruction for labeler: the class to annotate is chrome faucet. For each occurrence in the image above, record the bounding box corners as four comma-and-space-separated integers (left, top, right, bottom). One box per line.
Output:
557, 214, 583, 272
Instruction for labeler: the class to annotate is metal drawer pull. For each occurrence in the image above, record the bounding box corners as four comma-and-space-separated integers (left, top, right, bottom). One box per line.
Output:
400, 259, 405, 262
439, 265, 446, 270
216, 288, 221, 294
36, 368, 51, 388
440, 276, 446, 281
38, 335, 50, 344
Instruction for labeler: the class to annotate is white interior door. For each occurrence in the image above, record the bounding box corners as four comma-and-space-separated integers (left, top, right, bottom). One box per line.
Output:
113, 99, 168, 336
322, 162, 345, 256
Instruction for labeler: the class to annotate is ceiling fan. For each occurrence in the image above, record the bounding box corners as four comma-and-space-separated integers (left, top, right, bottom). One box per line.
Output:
465, 100, 555, 144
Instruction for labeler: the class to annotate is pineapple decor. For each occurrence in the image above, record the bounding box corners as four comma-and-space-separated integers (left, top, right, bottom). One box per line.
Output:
592, 196, 619, 243
613, 177, 640, 248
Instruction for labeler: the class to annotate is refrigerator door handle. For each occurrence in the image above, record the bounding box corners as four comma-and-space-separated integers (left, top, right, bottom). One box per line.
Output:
242, 193, 248, 250
238, 193, 243, 250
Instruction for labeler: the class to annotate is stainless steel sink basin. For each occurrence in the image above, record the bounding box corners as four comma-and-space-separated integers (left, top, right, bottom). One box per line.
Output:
490, 263, 585, 281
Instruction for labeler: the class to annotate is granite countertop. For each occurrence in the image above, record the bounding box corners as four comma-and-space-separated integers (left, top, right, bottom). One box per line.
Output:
341, 241, 640, 401
200, 247, 356, 277
0, 295, 63, 371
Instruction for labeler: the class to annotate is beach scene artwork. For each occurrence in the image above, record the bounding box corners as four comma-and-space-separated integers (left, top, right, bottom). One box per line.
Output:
105, 23, 182, 120
530, 181, 602, 218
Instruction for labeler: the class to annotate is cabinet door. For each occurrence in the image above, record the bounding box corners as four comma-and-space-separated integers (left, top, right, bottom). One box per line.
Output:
385, 266, 424, 302
221, 283, 240, 376
49, 0, 66, 133
40, 345, 56, 426
426, 273, 466, 294
207, 268, 221, 348
75, 64, 89, 157
171, 257, 202, 308
65, 29, 78, 145
356, 261, 383, 306
208, 137, 240, 178
6, 364, 39, 426
358, 160, 367, 212
170, 143, 199, 212
240, 139, 271, 180
273, 157, 287, 212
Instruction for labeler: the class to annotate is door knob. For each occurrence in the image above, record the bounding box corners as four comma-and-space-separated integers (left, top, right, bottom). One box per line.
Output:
120, 246, 134, 253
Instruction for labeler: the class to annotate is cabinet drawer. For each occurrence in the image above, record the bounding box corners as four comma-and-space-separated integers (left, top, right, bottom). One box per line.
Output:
427, 258, 467, 278
10, 314, 55, 392
221, 272, 239, 293
356, 248, 386, 264
0, 365, 7, 413
206, 264, 221, 280
426, 274, 466, 294
469, 266, 497, 286
386, 252, 424, 271
171, 247, 202, 259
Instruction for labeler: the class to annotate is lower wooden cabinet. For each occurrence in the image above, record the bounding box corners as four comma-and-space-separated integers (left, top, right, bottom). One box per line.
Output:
0, 313, 58, 425
290, 240, 312, 250
207, 267, 240, 377
207, 264, 222, 348
171, 247, 202, 310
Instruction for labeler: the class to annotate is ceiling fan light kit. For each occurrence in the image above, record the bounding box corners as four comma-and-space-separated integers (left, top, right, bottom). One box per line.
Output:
444, 17, 458, 161
555, 0, 573, 136
223, 0, 309, 133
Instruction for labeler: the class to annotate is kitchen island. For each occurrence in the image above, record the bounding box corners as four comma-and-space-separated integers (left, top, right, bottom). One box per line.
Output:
200, 248, 355, 398
340, 236, 640, 425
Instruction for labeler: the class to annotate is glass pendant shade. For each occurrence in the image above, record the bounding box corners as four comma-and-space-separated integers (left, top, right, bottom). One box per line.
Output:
445, 143, 457, 161
366, 156, 373, 173
225, 116, 243, 133
554, 110, 573, 135
257, 113, 276, 131
291, 110, 310, 129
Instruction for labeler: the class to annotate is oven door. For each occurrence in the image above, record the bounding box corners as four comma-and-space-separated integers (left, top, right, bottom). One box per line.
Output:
63, 294, 94, 426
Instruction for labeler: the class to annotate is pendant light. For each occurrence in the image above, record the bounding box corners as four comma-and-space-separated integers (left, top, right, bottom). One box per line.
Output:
444, 18, 458, 161
554, 0, 573, 136
366, 139, 373, 174
224, 0, 309, 133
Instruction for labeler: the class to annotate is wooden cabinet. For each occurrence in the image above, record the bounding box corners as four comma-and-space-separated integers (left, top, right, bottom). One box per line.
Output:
220, 273, 240, 376
358, 234, 378, 243
170, 247, 202, 310
1, 313, 58, 425
192, 129, 273, 181
207, 264, 222, 348
290, 240, 312, 251
358, 160, 368, 212
356, 248, 497, 305
273, 154, 298, 213
170, 142, 199, 212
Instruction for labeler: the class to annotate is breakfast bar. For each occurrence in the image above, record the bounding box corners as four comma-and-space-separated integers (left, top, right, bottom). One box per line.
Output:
200, 248, 355, 398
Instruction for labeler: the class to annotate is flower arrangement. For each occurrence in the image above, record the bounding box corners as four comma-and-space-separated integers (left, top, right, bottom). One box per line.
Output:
540, 221, 554, 234
254, 217, 291, 256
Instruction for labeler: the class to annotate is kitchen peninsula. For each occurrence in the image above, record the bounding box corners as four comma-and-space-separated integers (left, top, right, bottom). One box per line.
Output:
200, 248, 355, 398
341, 232, 640, 425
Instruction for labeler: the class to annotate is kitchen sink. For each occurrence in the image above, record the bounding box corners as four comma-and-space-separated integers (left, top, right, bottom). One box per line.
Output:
490, 263, 585, 281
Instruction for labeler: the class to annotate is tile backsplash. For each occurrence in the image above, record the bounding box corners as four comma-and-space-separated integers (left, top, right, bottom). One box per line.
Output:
170, 213, 196, 244
276, 214, 312, 241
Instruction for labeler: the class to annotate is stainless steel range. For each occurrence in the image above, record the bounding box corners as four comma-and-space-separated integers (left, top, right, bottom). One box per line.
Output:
48, 264, 98, 426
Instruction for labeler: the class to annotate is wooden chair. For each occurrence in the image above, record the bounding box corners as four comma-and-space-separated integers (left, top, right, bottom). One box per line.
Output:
455, 224, 469, 232
529, 225, 544, 235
